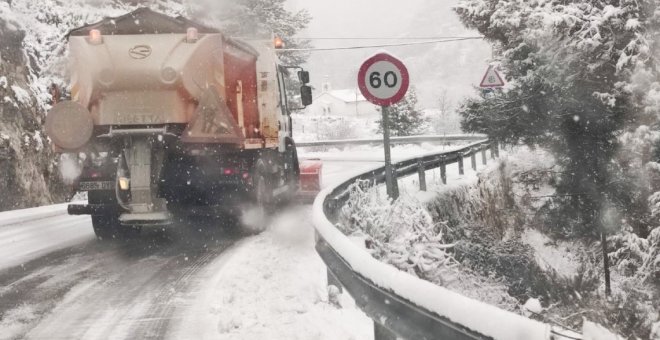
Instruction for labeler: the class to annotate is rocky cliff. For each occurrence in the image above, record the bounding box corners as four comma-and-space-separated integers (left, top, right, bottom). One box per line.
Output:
0, 17, 66, 211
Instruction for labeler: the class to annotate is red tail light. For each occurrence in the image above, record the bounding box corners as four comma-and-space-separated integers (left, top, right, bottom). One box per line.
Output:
89, 29, 103, 45
186, 27, 199, 43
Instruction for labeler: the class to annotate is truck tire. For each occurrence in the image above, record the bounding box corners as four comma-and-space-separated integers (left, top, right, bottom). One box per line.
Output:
253, 173, 270, 230
240, 172, 271, 234
91, 214, 121, 241
92, 214, 140, 241
88, 190, 137, 241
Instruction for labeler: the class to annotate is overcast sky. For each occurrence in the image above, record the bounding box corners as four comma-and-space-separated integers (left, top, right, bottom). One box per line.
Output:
286, 0, 491, 108
290, 0, 420, 41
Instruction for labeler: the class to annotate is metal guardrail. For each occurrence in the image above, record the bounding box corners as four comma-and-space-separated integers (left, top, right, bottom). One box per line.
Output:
322, 141, 497, 211
296, 134, 487, 148
312, 140, 583, 340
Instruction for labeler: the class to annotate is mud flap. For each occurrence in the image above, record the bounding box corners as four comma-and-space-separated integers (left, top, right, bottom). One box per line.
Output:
298, 159, 322, 203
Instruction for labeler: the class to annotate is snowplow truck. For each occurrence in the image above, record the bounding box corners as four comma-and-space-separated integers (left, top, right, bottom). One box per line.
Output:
45, 8, 321, 239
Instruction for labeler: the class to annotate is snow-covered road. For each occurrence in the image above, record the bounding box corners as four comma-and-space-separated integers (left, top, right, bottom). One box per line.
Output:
0, 144, 464, 339
0, 158, 386, 339
0, 202, 95, 272
1, 225, 239, 339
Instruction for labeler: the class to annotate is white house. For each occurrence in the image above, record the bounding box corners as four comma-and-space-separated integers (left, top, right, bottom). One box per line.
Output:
306, 85, 380, 118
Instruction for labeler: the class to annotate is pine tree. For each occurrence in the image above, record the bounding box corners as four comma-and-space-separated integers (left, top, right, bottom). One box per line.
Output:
377, 87, 428, 137
455, 0, 660, 237
455, 0, 660, 299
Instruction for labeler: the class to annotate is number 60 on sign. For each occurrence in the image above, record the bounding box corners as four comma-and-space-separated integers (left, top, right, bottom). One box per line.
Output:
358, 53, 410, 107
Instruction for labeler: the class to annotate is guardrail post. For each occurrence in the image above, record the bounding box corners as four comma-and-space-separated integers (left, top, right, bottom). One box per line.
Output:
391, 164, 400, 198
417, 159, 427, 191
374, 322, 397, 340
458, 152, 464, 175
471, 149, 477, 171
440, 156, 447, 184
481, 147, 487, 165
327, 268, 343, 293
491, 141, 499, 158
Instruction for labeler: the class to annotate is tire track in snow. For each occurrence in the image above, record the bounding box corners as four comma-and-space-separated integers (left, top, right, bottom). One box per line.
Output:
0, 225, 241, 340
126, 239, 243, 339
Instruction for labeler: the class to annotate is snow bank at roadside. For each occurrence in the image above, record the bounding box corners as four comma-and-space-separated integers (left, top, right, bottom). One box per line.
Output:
312, 147, 572, 339
172, 207, 372, 340
314, 146, 627, 339
521, 229, 581, 279
313, 187, 557, 339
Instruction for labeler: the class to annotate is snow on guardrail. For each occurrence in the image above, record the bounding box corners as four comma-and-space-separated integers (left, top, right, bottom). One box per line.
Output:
296, 134, 487, 148
311, 141, 596, 340
313, 191, 556, 339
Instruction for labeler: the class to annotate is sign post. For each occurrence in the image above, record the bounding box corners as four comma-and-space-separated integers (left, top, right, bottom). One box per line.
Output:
358, 52, 410, 200
380, 105, 398, 199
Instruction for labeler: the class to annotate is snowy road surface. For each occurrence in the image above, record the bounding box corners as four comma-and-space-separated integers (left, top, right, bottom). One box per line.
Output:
0, 146, 454, 339
0, 157, 390, 339
0, 226, 238, 339
0, 202, 94, 272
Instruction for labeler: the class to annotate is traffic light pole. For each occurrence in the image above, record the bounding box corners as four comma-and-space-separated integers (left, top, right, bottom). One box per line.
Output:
381, 105, 399, 200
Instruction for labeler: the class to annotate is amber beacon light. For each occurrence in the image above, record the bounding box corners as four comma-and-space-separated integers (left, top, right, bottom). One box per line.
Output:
274, 36, 285, 49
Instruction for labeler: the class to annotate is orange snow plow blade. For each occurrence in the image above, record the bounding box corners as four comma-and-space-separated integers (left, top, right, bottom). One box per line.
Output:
298, 159, 323, 203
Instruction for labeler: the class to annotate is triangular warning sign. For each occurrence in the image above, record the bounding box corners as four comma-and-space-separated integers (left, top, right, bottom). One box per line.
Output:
479, 65, 505, 88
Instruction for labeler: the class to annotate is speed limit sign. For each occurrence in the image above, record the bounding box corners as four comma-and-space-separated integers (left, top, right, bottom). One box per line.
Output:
357, 52, 409, 200
358, 52, 409, 106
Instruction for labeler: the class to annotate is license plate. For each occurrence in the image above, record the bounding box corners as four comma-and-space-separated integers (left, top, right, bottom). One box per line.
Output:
78, 181, 114, 191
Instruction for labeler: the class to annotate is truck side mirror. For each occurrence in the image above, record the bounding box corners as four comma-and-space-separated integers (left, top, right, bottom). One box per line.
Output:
301, 85, 312, 106
298, 70, 310, 84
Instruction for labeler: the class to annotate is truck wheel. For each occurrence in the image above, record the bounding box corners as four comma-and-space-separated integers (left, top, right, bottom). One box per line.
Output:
240, 173, 270, 234
91, 214, 121, 241
253, 173, 271, 229
88, 190, 138, 241
92, 215, 140, 241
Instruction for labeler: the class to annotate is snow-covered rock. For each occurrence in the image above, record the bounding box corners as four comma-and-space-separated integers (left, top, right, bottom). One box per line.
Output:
651, 321, 660, 340
10, 85, 31, 105
521, 298, 542, 317
327, 285, 342, 308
